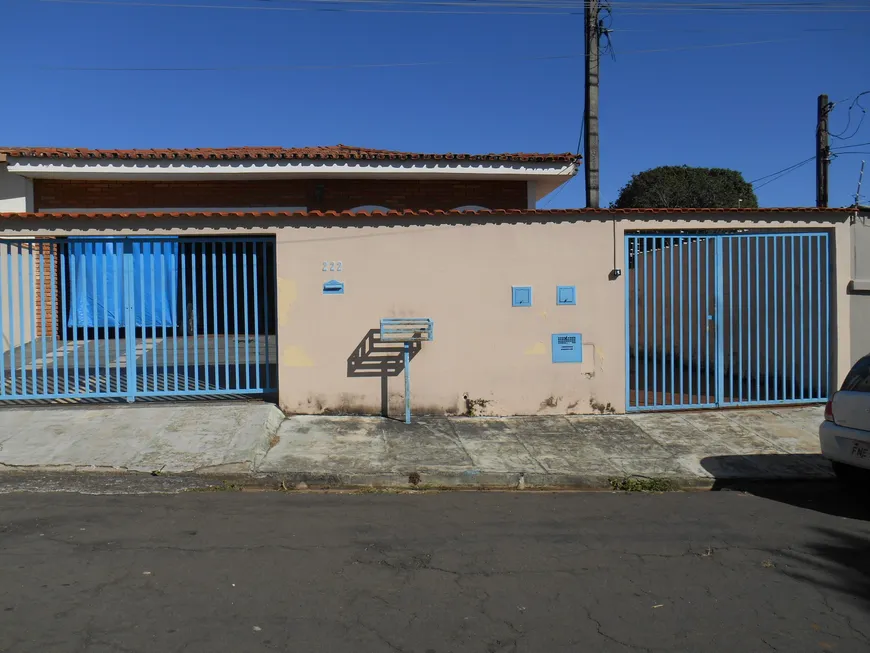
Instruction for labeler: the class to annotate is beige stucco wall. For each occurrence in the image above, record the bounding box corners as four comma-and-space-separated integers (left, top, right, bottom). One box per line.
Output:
851, 213, 870, 363
0, 211, 852, 414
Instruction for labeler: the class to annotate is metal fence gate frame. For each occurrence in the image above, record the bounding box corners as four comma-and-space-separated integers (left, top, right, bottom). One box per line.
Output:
624, 231, 832, 412
0, 235, 277, 403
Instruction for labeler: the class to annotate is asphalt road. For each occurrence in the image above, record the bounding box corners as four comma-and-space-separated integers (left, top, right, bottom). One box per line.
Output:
1, 485, 869, 653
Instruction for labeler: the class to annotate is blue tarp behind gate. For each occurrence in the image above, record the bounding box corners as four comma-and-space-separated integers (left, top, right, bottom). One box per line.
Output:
66, 238, 179, 328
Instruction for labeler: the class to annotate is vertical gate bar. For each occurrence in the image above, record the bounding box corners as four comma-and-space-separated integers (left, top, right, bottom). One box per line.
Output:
0, 242, 8, 396
764, 237, 770, 401
137, 243, 145, 394
0, 244, 5, 396
625, 236, 631, 408
212, 242, 220, 391
697, 238, 704, 404
643, 237, 649, 406
815, 234, 821, 397
738, 237, 743, 403
196, 242, 205, 390
686, 237, 697, 406
678, 237, 684, 405
660, 237, 666, 404
242, 243, 250, 390
39, 243, 48, 395
123, 243, 136, 402
670, 237, 675, 405
70, 245, 80, 395
112, 244, 121, 395
57, 242, 69, 394
232, 241, 240, 390
660, 237, 666, 405
181, 244, 189, 392
102, 242, 110, 395
798, 236, 812, 399
652, 237, 658, 406
263, 241, 271, 391
9, 242, 27, 395
222, 242, 230, 390
790, 235, 796, 400
201, 242, 209, 390
8, 242, 16, 396
808, 236, 815, 398
150, 242, 158, 393
754, 237, 760, 402
823, 235, 829, 396
28, 243, 37, 395
53, 243, 62, 396
160, 243, 168, 393
704, 238, 710, 405
728, 237, 733, 403
253, 243, 261, 391
715, 237, 725, 406
771, 236, 785, 401
171, 242, 179, 393
90, 242, 100, 394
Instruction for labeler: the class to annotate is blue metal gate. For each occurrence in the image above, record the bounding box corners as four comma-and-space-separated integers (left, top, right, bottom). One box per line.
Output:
0, 236, 277, 403
625, 232, 831, 411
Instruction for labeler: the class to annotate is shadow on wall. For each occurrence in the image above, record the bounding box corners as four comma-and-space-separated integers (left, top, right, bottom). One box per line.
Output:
347, 328, 421, 418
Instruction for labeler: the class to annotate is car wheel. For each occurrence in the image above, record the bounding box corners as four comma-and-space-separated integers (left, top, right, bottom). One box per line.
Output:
832, 461, 870, 486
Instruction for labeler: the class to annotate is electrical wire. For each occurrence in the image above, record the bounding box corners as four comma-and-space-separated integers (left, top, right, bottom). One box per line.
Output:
749, 156, 815, 189
830, 90, 869, 142
23, 38, 795, 71
833, 141, 870, 151
36, 0, 870, 15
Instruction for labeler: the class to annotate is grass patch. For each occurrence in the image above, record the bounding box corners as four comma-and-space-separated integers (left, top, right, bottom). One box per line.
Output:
608, 476, 676, 493
190, 481, 244, 492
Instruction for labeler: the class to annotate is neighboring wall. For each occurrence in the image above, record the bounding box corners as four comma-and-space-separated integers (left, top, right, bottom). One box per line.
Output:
851, 212, 870, 362
33, 179, 527, 212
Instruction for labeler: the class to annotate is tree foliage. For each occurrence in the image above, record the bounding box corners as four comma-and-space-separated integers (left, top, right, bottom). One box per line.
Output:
612, 165, 759, 209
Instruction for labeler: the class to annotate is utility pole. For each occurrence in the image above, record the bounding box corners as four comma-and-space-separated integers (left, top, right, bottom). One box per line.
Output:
584, 0, 600, 208
816, 94, 831, 208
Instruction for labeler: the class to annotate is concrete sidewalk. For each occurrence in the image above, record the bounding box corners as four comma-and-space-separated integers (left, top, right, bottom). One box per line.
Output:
0, 403, 831, 488
260, 406, 832, 488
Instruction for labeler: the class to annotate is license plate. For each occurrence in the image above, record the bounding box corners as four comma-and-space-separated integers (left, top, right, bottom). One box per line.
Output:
849, 440, 870, 461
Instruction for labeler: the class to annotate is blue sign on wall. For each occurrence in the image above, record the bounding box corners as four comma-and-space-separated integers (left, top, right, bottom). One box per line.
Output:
556, 285, 576, 306
512, 286, 532, 307
552, 333, 583, 363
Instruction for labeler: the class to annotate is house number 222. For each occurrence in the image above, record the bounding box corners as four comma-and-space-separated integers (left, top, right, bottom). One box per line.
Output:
322, 261, 343, 272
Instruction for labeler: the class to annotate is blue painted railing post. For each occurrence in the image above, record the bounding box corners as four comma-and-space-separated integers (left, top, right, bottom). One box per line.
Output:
404, 342, 411, 425
123, 243, 137, 402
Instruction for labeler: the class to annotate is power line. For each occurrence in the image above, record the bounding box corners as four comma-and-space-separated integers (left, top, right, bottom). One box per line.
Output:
749, 156, 815, 189
19, 38, 796, 71
830, 90, 869, 141
833, 141, 870, 151
36, 0, 870, 15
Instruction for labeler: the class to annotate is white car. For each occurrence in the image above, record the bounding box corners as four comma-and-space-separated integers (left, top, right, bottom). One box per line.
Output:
820, 355, 870, 482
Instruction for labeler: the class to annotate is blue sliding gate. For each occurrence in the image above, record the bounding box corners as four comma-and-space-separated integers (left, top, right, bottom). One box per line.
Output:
625, 232, 831, 411
0, 236, 277, 403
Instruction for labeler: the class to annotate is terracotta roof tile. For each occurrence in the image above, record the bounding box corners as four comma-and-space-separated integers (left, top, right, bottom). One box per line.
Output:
0, 207, 853, 221
0, 145, 578, 164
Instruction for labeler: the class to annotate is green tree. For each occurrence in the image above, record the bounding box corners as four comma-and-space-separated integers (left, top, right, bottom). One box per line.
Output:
612, 165, 759, 209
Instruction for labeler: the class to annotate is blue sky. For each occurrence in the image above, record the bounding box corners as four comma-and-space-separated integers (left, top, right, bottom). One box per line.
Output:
2, 0, 869, 208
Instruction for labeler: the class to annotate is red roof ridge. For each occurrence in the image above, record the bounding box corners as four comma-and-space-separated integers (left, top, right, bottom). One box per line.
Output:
0, 207, 854, 221
0, 145, 580, 164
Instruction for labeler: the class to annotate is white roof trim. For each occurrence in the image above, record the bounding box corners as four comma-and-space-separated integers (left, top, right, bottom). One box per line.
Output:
6, 156, 576, 181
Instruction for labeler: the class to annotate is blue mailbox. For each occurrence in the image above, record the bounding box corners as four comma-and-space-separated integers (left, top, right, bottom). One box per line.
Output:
552, 333, 583, 363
